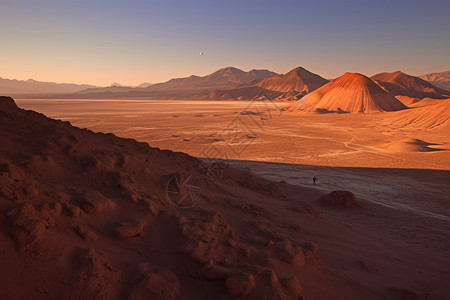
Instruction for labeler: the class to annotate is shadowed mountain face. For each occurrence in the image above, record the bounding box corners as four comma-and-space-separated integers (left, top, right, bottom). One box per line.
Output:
256, 67, 329, 93
286, 72, 407, 113
371, 71, 450, 99
0, 77, 97, 95
419, 70, 450, 91
146, 67, 277, 90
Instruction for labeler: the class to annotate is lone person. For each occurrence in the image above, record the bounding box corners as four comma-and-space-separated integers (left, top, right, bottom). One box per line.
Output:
313, 175, 317, 185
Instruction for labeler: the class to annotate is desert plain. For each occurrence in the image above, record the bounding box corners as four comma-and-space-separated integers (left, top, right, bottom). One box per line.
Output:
15, 98, 450, 246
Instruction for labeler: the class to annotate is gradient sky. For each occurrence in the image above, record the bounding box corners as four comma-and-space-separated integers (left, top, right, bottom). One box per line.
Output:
1, 0, 449, 86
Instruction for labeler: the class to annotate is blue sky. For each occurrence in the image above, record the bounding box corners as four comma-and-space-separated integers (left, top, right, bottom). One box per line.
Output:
1, 0, 449, 85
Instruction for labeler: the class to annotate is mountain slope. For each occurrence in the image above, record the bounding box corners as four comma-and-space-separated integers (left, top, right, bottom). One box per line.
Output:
286, 73, 407, 113
256, 67, 328, 93
418, 70, 450, 91
371, 71, 450, 99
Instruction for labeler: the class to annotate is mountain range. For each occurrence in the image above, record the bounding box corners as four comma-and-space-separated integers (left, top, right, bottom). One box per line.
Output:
26, 66, 331, 100
147, 67, 276, 90
1, 67, 449, 104
0, 77, 97, 95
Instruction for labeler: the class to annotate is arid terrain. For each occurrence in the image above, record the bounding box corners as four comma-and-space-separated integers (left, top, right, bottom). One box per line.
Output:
15, 98, 450, 246
1, 96, 449, 299
2, 0, 450, 298
16, 98, 450, 170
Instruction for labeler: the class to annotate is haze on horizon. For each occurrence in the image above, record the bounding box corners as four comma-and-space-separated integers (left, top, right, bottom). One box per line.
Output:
1, 0, 449, 86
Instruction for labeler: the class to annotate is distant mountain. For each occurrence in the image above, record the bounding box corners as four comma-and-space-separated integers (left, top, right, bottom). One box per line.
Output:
146, 67, 277, 90
73, 85, 135, 95
286, 72, 406, 113
51, 67, 278, 100
418, 70, 450, 91
371, 71, 450, 99
137, 82, 154, 88
255, 67, 329, 93
0, 77, 98, 95
109, 83, 132, 88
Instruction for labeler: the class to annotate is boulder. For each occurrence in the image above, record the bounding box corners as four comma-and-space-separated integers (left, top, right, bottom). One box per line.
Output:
320, 190, 359, 208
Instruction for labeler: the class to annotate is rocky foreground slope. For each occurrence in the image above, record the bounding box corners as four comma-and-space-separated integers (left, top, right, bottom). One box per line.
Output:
0, 96, 319, 299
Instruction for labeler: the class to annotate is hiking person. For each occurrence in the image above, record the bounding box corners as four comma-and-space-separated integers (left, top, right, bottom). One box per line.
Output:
313, 175, 317, 185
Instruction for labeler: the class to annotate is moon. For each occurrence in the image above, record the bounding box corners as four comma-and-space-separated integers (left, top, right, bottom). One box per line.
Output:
200, 51, 203, 56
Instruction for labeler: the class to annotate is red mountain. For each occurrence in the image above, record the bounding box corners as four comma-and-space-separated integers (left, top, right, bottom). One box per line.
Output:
371, 71, 450, 99
286, 72, 407, 113
255, 67, 328, 93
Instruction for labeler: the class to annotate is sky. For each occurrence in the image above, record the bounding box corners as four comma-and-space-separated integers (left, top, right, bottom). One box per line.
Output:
1, 0, 449, 86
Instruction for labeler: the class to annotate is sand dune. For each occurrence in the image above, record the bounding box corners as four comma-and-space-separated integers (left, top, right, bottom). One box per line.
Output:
379, 138, 442, 152
285, 72, 407, 113
371, 71, 450, 99
256, 66, 329, 94
389, 99, 450, 130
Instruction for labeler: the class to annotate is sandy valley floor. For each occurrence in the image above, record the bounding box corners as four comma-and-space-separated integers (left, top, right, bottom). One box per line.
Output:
16, 99, 450, 170
16, 99, 450, 251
